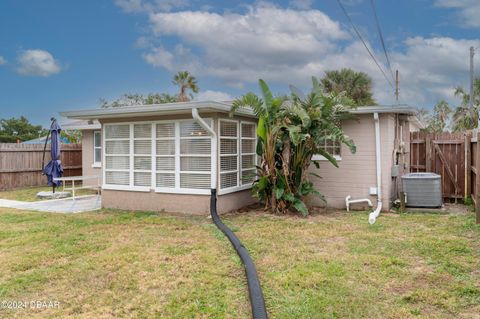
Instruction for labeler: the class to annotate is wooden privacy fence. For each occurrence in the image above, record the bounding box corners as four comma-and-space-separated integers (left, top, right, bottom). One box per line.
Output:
0, 143, 82, 190
410, 132, 465, 201
410, 131, 479, 223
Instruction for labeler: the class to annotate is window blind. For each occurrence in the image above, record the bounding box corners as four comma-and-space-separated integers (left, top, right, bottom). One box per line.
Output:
241, 122, 257, 185
104, 124, 131, 186
219, 120, 239, 189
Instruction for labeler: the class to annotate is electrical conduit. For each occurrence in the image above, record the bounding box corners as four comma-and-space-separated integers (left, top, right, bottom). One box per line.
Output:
369, 112, 383, 224
192, 109, 268, 319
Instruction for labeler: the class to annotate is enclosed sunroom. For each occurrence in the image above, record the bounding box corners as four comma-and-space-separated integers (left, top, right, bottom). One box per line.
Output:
61, 101, 258, 214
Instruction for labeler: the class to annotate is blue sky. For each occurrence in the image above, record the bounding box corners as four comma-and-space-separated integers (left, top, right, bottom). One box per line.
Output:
0, 0, 479, 126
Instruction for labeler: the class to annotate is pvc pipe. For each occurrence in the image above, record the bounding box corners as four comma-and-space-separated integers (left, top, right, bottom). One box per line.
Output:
345, 195, 373, 212
369, 112, 383, 224
192, 108, 217, 189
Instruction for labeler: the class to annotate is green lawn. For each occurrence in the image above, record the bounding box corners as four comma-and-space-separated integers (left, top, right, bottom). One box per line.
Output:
0, 207, 478, 318
0, 186, 97, 202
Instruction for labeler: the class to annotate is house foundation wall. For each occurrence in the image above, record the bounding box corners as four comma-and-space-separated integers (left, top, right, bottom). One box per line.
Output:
101, 189, 256, 214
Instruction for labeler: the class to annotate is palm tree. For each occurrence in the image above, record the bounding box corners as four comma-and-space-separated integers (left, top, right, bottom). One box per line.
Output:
451, 77, 480, 132
172, 71, 199, 102
424, 100, 452, 132
320, 68, 376, 106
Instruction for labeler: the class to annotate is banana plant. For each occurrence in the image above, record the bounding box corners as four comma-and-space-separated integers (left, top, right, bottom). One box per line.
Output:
231, 77, 356, 215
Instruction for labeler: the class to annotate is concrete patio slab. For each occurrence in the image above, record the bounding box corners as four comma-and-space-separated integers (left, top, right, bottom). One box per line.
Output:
0, 195, 101, 213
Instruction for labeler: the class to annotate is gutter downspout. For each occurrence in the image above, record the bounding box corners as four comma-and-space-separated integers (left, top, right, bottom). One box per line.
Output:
192, 108, 217, 189
192, 109, 268, 319
369, 112, 383, 225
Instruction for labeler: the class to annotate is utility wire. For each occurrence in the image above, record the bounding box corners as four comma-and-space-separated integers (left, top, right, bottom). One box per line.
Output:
336, 0, 395, 90
370, 0, 395, 83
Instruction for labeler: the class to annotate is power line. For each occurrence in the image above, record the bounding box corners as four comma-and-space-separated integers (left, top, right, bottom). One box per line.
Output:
370, 0, 395, 83
335, 0, 395, 90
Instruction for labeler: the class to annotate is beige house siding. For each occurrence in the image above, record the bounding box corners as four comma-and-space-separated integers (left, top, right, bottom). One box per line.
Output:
81, 130, 102, 186
308, 113, 396, 211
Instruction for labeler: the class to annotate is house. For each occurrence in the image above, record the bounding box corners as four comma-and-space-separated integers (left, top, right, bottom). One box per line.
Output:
309, 106, 422, 213
22, 135, 71, 144
61, 102, 422, 214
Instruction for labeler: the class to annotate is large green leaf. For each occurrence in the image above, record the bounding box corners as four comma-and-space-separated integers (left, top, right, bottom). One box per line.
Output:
315, 149, 339, 167
256, 116, 267, 141
293, 199, 309, 216
259, 79, 273, 109
274, 186, 285, 199
256, 176, 269, 192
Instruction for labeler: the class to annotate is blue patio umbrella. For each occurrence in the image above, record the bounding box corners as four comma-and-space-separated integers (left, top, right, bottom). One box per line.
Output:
42, 118, 63, 193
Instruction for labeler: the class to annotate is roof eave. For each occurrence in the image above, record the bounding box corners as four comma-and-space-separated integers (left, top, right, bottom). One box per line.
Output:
60, 101, 256, 120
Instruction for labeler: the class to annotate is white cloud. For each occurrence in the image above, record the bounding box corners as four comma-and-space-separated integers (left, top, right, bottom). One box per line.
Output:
0, 56, 6, 65
122, 2, 480, 108
16, 49, 62, 77
195, 90, 233, 101
146, 3, 348, 83
435, 0, 480, 28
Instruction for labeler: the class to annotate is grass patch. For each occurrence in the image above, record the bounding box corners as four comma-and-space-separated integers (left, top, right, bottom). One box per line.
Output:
0, 208, 249, 318
0, 207, 478, 318
222, 210, 480, 318
0, 186, 97, 202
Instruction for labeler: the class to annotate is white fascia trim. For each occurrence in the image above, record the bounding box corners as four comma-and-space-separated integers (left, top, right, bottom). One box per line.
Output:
312, 155, 342, 161
60, 101, 255, 120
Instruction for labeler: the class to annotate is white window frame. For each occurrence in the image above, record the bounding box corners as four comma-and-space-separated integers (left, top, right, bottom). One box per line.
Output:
92, 131, 102, 168
312, 137, 342, 161
132, 123, 153, 189
218, 119, 257, 195
240, 121, 257, 186
312, 154, 342, 161
102, 120, 213, 195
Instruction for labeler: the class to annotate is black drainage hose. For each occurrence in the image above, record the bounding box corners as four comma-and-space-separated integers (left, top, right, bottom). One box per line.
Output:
210, 189, 268, 319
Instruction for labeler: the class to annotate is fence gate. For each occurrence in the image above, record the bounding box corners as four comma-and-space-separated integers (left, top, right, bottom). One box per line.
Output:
410, 132, 466, 201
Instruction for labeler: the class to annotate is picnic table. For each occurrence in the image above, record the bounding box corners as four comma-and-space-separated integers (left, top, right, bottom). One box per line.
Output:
53, 175, 100, 200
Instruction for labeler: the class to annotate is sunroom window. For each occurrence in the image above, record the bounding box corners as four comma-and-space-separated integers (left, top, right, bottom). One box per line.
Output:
179, 121, 211, 189
93, 131, 102, 165
220, 120, 239, 189
240, 123, 257, 184
104, 120, 212, 193
133, 124, 152, 187
104, 124, 130, 186
219, 120, 256, 191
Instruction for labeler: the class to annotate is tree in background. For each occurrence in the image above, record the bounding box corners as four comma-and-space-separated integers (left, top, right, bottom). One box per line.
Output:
173, 71, 199, 102
423, 100, 452, 133
100, 71, 199, 108
0, 116, 46, 143
100, 93, 177, 108
60, 130, 82, 144
320, 68, 376, 106
231, 78, 356, 215
451, 77, 480, 132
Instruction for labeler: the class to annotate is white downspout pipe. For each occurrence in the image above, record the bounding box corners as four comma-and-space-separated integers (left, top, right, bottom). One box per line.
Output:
369, 112, 382, 224
345, 196, 373, 212
192, 108, 217, 189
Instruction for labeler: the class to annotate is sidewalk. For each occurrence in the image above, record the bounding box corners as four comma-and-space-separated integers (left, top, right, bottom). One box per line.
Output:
0, 195, 101, 213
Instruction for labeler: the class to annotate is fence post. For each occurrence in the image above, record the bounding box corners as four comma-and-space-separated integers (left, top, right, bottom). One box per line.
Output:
426, 135, 432, 172
465, 133, 471, 199
476, 131, 480, 224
